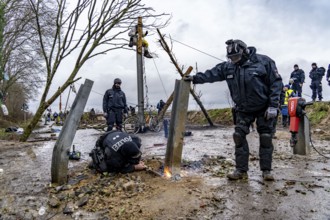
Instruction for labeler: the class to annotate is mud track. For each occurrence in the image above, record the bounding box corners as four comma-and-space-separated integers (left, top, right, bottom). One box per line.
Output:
1, 125, 330, 219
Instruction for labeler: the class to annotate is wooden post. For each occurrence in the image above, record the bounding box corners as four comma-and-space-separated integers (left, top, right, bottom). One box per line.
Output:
293, 115, 311, 155
157, 67, 193, 121
51, 79, 94, 184
156, 29, 214, 126
164, 79, 190, 176
59, 87, 62, 112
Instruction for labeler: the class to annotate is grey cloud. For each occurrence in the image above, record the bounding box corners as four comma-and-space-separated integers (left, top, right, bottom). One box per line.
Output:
28, 0, 330, 113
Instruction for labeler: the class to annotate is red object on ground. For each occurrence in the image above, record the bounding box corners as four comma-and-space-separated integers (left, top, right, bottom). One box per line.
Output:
288, 97, 300, 133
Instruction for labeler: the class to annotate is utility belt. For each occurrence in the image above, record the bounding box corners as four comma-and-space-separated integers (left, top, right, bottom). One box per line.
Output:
89, 130, 117, 173
108, 107, 124, 113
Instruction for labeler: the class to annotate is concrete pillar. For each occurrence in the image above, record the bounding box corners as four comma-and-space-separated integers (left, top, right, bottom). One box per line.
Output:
164, 80, 190, 176
293, 114, 311, 155
163, 119, 169, 138
51, 79, 93, 184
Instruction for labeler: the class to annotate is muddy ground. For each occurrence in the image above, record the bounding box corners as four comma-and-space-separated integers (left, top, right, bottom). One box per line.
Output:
1, 123, 330, 220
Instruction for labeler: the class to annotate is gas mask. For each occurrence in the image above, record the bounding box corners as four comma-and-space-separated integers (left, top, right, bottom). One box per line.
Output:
226, 39, 248, 64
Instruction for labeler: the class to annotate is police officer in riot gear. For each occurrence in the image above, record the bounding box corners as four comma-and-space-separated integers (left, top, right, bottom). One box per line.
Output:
185, 39, 282, 181
309, 63, 325, 102
290, 64, 305, 97
90, 130, 146, 173
103, 78, 128, 131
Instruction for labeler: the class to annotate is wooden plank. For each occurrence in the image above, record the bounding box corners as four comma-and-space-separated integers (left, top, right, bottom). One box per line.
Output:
157, 29, 214, 127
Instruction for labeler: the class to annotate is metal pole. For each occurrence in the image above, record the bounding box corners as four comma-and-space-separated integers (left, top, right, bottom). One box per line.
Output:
51, 79, 94, 184
64, 86, 72, 114
136, 17, 145, 130
293, 114, 311, 155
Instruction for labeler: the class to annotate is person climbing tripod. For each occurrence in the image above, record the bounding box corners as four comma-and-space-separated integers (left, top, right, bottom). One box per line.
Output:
128, 25, 153, 58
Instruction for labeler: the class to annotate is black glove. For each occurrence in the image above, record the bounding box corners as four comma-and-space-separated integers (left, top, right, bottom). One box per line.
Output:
183, 75, 194, 81
264, 107, 277, 120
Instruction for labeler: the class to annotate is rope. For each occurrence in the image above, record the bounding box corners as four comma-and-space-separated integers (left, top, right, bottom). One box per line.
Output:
77, 81, 137, 106
143, 55, 149, 108
302, 93, 312, 98
165, 36, 225, 62
305, 115, 330, 159
148, 29, 225, 62
152, 58, 168, 98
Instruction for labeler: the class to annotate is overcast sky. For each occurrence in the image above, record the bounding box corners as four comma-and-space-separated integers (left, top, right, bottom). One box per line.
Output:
29, 0, 330, 113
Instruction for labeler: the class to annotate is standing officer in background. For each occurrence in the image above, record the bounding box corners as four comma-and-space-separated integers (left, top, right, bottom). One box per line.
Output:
156, 99, 165, 115
289, 64, 305, 97
309, 63, 325, 102
185, 39, 282, 181
326, 64, 330, 86
103, 78, 128, 131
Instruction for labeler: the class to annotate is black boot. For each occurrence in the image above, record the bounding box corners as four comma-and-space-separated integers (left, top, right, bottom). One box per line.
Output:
262, 170, 274, 181
144, 50, 153, 58
227, 170, 248, 180
128, 37, 134, 47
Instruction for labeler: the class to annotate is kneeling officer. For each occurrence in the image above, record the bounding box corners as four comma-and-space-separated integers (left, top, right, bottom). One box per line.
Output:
90, 131, 146, 173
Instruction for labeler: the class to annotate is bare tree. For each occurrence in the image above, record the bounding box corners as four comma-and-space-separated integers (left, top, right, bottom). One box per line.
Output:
4, 83, 29, 122
20, 0, 169, 141
0, 0, 53, 116
0, 1, 5, 80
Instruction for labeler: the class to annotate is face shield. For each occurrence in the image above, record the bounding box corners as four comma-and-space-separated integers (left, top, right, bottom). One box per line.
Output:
226, 39, 247, 64
227, 46, 243, 64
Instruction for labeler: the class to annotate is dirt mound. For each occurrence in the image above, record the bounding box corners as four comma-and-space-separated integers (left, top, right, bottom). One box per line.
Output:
187, 108, 233, 126
47, 159, 211, 219
305, 101, 330, 140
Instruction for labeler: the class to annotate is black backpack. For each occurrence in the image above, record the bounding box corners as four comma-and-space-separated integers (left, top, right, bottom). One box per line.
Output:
89, 131, 116, 173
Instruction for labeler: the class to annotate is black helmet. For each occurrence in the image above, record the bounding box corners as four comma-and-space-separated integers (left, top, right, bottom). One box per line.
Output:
114, 78, 122, 84
311, 63, 317, 66
294, 64, 298, 68
121, 141, 142, 163
225, 39, 248, 64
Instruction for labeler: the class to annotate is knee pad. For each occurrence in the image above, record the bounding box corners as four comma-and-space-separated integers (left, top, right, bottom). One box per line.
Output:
260, 133, 273, 148
233, 132, 244, 146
